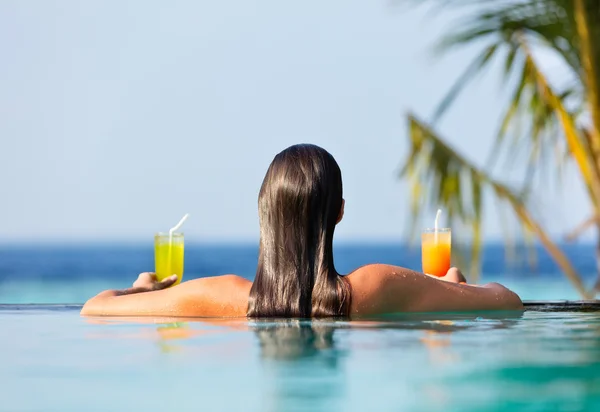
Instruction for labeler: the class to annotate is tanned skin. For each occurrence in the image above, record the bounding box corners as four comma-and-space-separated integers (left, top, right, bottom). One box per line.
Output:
81, 266, 522, 318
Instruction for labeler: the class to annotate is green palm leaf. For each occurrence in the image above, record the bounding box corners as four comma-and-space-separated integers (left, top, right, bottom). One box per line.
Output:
402, 114, 591, 297
399, 0, 600, 296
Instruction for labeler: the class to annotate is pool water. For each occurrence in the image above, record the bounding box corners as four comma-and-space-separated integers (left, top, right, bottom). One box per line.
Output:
2, 306, 600, 411
2, 244, 600, 410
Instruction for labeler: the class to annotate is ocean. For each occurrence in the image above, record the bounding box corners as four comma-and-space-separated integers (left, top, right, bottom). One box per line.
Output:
0, 242, 597, 304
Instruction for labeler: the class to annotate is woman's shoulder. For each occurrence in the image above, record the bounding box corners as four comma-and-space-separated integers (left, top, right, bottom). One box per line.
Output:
345, 264, 410, 316
345, 263, 400, 285
346, 263, 404, 295
186, 274, 252, 288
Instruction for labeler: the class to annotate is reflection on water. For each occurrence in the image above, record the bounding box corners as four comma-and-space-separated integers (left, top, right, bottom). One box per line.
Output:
249, 320, 347, 411
156, 322, 191, 353
251, 319, 337, 360
420, 321, 459, 364
77, 311, 600, 411
148, 314, 525, 411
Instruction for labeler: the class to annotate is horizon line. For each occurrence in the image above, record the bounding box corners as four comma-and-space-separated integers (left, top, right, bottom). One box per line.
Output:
0, 237, 594, 247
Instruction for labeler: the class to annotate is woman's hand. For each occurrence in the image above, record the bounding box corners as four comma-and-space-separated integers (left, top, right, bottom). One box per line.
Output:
424, 267, 466, 283
132, 272, 178, 292
440, 267, 467, 284
81, 272, 180, 316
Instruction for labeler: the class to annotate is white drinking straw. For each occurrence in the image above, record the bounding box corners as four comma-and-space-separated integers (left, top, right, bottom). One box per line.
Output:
167, 213, 189, 278
169, 213, 189, 239
434, 209, 442, 243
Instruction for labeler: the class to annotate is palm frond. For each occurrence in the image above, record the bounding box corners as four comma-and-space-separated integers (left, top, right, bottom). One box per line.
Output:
401, 114, 591, 297
431, 42, 500, 123
415, 1, 587, 195
416, 0, 600, 204
574, 0, 600, 150
491, 45, 586, 194
398, 0, 600, 297
519, 38, 600, 206
432, 0, 580, 74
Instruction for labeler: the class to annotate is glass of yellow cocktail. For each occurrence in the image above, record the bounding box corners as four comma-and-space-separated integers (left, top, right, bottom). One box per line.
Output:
154, 232, 184, 286
421, 228, 451, 277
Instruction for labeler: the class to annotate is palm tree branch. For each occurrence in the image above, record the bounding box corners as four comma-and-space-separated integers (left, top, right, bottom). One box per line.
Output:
574, 0, 600, 154
432, 43, 500, 123
520, 37, 600, 207
565, 214, 600, 242
429, 1, 581, 74
402, 114, 591, 297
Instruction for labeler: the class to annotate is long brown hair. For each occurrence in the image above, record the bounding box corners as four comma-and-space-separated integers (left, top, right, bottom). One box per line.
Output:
247, 144, 351, 318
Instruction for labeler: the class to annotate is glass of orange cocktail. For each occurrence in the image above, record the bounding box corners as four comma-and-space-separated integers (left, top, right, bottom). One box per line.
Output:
421, 228, 451, 277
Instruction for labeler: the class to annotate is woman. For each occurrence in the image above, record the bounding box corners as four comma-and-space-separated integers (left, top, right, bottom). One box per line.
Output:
81, 144, 522, 318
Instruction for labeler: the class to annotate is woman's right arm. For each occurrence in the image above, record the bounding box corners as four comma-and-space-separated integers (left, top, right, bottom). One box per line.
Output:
347, 264, 523, 317
81, 274, 252, 318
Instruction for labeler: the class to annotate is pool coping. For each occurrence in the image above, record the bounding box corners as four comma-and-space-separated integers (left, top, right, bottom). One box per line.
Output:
0, 304, 83, 311
1, 301, 600, 312
522, 300, 600, 312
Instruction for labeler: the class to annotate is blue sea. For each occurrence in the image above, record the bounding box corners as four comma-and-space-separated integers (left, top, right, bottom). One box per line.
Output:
0, 242, 597, 303
2, 242, 600, 412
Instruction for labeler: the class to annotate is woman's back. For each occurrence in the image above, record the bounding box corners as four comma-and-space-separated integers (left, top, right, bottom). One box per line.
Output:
81, 144, 522, 318
81, 264, 522, 317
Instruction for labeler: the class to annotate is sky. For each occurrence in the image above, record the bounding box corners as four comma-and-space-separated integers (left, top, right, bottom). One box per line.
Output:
0, 0, 592, 243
